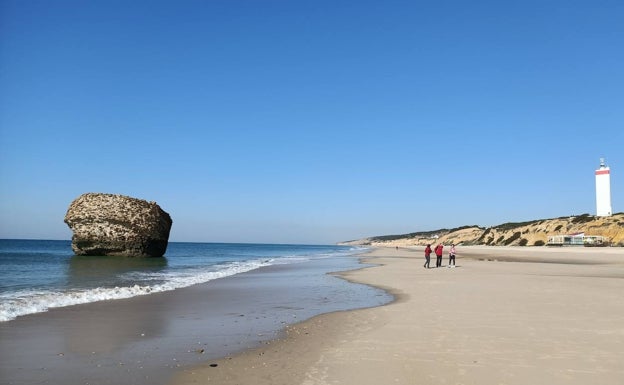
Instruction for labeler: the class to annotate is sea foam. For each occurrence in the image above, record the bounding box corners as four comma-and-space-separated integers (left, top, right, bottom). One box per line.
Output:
0, 259, 271, 322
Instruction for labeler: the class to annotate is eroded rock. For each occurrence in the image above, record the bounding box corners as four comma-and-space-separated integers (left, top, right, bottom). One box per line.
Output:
64, 193, 172, 257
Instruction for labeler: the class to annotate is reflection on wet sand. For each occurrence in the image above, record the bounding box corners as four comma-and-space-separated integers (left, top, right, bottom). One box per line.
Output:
64, 256, 170, 354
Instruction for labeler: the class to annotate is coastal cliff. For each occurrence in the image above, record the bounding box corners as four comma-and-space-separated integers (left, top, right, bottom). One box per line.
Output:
340, 213, 624, 247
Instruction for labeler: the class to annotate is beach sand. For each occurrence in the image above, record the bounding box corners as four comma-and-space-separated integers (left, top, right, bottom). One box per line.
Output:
172, 246, 624, 385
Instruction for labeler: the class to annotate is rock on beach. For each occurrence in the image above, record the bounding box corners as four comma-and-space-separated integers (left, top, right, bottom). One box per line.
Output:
64, 193, 172, 257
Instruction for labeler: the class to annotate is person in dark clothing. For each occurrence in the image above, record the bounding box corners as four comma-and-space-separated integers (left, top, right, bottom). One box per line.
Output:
424, 244, 432, 268
434, 243, 444, 267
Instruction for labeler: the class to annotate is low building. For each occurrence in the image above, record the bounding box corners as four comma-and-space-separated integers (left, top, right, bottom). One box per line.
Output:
547, 232, 609, 246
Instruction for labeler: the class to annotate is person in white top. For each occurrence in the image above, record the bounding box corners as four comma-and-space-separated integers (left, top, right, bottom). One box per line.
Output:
448, 244, 456, 267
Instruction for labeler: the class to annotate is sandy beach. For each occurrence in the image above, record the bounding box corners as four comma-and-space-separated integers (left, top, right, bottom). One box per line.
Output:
172, 246, 624, 385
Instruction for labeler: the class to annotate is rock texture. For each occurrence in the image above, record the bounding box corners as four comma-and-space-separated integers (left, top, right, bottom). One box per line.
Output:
341, 213, 624, 247
64, 193, 173, 257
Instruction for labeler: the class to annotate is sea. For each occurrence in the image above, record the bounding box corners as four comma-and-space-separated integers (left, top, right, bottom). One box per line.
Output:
0, 239, 369, 323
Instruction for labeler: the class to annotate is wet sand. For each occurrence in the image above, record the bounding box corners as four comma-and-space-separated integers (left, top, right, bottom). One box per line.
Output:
172, 246, 624, 385
0, 255, 390, 385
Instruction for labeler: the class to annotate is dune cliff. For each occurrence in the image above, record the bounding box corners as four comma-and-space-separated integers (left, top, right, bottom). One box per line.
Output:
340, 213, 624, 247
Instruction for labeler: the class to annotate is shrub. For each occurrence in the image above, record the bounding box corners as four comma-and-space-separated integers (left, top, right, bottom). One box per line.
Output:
534, 240, 545, 246
571, 214, 594, 224
504, 232, 522, 245
494, 219, 543, 231
518, 238, 528, 246
476, 228, 491, 243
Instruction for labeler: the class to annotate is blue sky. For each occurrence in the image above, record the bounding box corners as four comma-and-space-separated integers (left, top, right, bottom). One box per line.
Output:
1, 0, 622, 244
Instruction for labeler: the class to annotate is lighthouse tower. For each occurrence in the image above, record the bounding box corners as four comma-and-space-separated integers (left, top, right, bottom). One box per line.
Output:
595, 158, 612, 217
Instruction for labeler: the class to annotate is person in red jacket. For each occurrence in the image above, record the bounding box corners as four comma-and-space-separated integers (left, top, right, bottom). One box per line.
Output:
434, 243, 444, 267
424, 244, 432, 268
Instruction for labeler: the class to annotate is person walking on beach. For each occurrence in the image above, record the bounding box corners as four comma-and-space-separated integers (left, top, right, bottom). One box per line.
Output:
424, 244, 432, 268
434, 243, 444, 267
448, 243, 456, 267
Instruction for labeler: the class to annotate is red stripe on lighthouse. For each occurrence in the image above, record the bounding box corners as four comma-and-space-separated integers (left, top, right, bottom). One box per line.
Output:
595, 170, 610, 175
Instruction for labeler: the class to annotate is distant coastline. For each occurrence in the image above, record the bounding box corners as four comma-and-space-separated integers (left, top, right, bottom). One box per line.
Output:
340, 213, 624, 247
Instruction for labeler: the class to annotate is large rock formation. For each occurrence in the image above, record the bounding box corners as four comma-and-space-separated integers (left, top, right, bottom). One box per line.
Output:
64, 193, 173, 257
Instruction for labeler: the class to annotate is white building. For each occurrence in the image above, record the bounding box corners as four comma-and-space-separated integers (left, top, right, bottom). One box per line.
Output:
595, 158, 612, 217
547, 233, 608, 246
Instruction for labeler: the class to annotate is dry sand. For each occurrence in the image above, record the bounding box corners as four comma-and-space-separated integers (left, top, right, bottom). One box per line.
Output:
172, 246, 624, 385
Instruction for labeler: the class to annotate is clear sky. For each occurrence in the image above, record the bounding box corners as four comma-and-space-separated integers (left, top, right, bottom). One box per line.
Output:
1, 0, 622, 244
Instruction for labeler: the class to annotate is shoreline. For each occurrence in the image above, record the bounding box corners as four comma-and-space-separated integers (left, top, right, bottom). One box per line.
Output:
0, 253, 390, 385
172, 245, 624, 385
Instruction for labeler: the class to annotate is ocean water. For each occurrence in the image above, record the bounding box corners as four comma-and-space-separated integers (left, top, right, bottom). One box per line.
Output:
0, 239, 367, 322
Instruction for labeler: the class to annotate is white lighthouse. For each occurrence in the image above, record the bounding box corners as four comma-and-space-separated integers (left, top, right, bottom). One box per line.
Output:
595, 158, 612, 217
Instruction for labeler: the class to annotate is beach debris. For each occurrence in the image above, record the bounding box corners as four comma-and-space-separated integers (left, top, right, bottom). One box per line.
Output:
64, 193, 172, 257
209, 363, 218, 367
